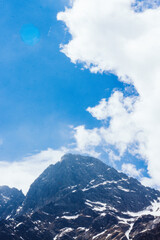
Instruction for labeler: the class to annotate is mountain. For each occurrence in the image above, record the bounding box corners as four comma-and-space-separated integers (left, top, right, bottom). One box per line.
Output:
0, 154, 160, 240
22, 153, 159, 214
0, 186, 25, 221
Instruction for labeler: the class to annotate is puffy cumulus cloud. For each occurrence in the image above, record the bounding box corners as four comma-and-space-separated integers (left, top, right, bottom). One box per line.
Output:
57, 0, 160, 96
58, 0, 160, 187
122, 163, 142, 178
0, 148, 68, 195
73, 96, 148, 177
87, 93, 137, 120
88, 92, 146, 157
74, 91, 146, 161
87, 99, 109, 121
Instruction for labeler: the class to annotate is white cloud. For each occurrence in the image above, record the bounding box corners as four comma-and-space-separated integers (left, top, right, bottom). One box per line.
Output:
74, 91, 145, 160
122, 163, 142, 178
73, 125, 101, 157
58, 0, 160, 187
140, 176, 160, 190
87, 99, 109, 121
0, 148, 68, 195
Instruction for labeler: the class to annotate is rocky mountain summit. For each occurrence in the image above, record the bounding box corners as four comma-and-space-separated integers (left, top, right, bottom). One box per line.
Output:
0, 154, 160, 239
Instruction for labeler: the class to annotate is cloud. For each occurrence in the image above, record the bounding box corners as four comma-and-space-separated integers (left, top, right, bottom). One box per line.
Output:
73, 125, 101, 157
0, 148, 68, 195
122, 163, 142, 178
87, 99, 109, 121
87, 92, 140, 158
74, 91, 145, 160
58, 0, 160, 187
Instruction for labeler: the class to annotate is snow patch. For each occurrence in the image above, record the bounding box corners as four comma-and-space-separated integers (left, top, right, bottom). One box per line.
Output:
61, 214, 80, 220
92, 230, 108, 239
124, 197, 160, 217
85, 200, 107, 212
14, 222, 23, 229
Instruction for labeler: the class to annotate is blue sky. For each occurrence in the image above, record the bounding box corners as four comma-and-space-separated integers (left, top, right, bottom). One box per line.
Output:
1, 0, 160, 192
0, 0, 127, 162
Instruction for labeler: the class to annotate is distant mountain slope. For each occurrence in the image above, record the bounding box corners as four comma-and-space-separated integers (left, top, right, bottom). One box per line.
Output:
0, 186, 25, 221
0, 154, 160, 240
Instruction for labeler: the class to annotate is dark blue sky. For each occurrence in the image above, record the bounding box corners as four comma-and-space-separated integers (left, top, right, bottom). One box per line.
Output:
0, 0, 134, 163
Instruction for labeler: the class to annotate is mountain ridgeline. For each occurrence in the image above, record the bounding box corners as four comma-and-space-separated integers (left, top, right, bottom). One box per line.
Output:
0, 154, 160, 240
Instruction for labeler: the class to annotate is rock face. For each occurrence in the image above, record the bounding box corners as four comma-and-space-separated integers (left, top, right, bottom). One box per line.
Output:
0, 186, 25, 221
0, 154, 160, 240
